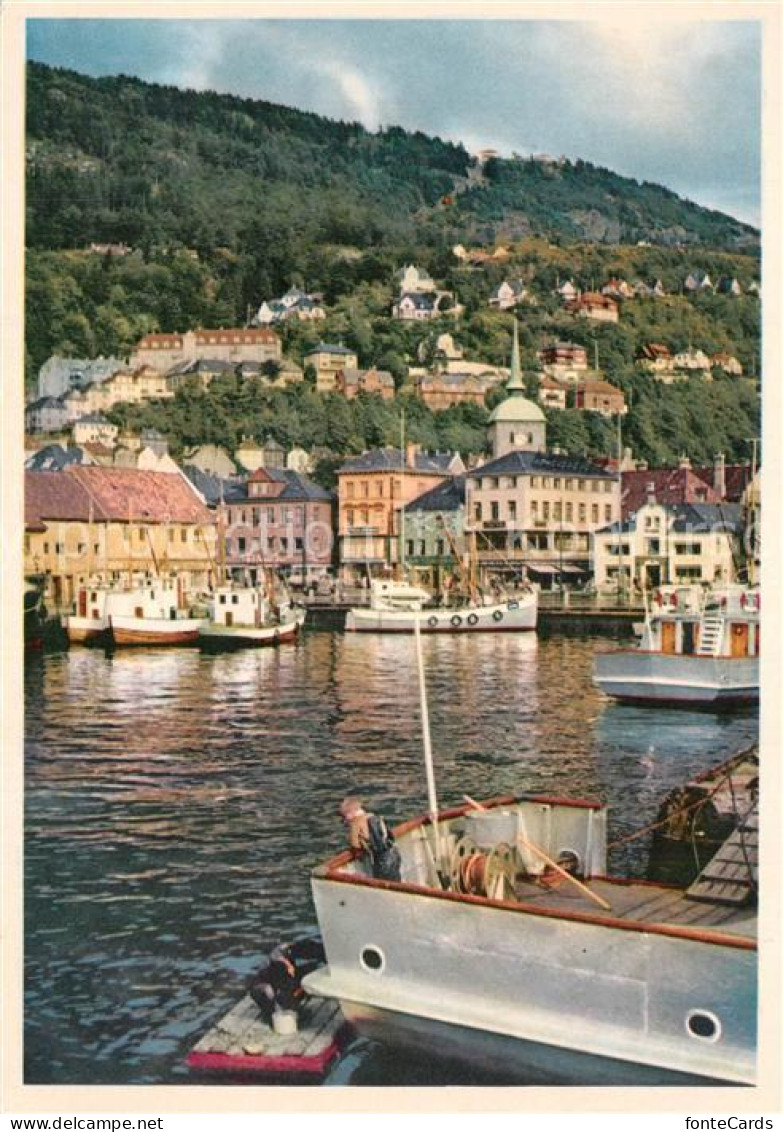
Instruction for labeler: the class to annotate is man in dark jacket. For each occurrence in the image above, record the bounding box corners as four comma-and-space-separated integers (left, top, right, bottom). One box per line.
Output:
339, 796, 402, 882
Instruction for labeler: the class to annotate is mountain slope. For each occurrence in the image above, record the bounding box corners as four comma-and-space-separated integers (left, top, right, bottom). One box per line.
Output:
27, 61, 758, 257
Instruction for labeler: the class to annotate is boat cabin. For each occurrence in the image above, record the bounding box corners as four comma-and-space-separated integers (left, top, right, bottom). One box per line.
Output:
210, 585, 269, 628
644, 585, 760, 658
369, 579, 431, 612
105, 578, 184, 622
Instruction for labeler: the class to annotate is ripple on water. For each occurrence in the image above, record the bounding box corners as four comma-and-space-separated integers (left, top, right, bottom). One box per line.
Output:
24, 631, 758, 1085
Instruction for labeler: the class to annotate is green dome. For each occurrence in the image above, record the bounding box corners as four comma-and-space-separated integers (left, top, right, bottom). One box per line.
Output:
489, 395, 546, 424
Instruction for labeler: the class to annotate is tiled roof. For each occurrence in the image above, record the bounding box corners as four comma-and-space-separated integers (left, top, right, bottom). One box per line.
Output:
339, 368, 394, 387
337, 447, 460, 475
27, 466, 214, 524
269, 469, 333, 502
597, 502, 744, 536
407, 475, 466, 513
621, 467, 719, 513
468, 450, 616, 480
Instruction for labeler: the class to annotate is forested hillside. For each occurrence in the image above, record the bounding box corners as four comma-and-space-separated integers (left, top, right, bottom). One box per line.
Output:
25, 62, 762, 472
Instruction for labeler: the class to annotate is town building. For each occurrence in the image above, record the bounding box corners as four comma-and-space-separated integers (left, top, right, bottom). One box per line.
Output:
83, 366, 174, 410
392, 292, 450, 321
220, 467, 335, 584
684, 272, 714, 293
131, 327, 282, 370
638, 343, 675, 375
489, 279, 531, 310
402, 476, 467, 589
537, 377, 568, 411
632, 279, 667, 298
335, 368, 395, 400
395, 264, 436, 294
716, 277, 743, 297
566, 292, 620, 323
574, 380, 628, 416
286, 447, 313, 474
24, 466, 216, 610
37, 355, 125, 401
303, 343, 359, 393
465, 451, 621, 588
539, 342, 589, 383
620, 455, 752, 517
555, 280, 579, 303
182, 444, 238, 479
601, 279, 634, 301
253, 287, 326, 325
337, 446, 465, 580
593, 500, 743, 592
414, 373, 494, 411
166, 358, 236, 391
71, 414, 119, 447
25, 397, 71, 435
711, 353, 744, 376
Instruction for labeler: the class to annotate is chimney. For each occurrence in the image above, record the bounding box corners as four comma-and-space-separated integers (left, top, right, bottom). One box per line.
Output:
406, 441, 421, 468
646, 481, 657, 505
714, 452, 726, 498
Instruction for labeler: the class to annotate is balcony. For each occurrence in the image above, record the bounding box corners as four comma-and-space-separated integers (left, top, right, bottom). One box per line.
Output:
482, 520, 507, 531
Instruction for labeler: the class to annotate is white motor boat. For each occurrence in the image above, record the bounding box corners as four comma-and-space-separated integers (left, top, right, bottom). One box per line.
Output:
594, 584, 759, 708
346, 578, 537, 633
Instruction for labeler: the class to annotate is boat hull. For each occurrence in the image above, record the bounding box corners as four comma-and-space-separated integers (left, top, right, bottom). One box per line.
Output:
346, 596, 537, 633
335, 999, 735, 1087
306, 873, 756, 1086
199, 614, 305, 649
594, 651, 759, 707
65, 616, 110, 645
109, 616, 205, 646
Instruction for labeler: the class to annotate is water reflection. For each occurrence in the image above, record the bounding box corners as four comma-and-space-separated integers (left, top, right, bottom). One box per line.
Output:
24, 632, 758, 1086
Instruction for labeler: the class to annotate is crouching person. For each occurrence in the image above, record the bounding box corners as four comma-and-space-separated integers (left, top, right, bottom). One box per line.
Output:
339, 796, 402, 882
248, 936, 326, 1025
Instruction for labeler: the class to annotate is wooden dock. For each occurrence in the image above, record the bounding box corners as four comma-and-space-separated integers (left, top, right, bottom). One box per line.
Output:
685, 800, 759, 907
187, 994, 351, 1079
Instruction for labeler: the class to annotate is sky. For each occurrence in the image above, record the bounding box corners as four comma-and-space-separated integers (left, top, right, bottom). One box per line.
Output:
26, 17, 762, 226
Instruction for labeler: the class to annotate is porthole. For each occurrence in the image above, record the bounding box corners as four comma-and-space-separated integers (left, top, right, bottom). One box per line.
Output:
686, 1009, 722, 1042
360, 945, 385, 973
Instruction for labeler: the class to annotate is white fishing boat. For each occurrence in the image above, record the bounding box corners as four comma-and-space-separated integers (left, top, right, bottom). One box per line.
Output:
65, 583, 114, 644
594, 584, 759, 707
199, 583, 306, 649
107, 578, 206, 646
304, 789, 756, 1085
346, 578, 537, 633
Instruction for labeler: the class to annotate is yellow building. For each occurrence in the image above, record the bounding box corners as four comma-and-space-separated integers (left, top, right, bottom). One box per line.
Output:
25, 466, 217, 610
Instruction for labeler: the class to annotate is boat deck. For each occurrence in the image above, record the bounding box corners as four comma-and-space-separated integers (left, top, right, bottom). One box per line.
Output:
510, 875, 756, 939
186, 994, 350, 1078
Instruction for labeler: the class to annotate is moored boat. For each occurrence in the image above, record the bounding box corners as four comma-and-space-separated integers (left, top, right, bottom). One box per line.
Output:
304, 788, 757, 1085
65, 583, 114, 645
106, 578, 206, 646
593, 584, 759, 708
346, 577, 537, 633
199, 583, 306, 649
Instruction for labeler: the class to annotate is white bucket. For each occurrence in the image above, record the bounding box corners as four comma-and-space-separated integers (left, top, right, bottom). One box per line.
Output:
272, 1010, 298, 1036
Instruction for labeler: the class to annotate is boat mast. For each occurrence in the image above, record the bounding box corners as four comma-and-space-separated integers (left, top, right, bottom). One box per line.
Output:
413, 615, 443, 876
398, 408, 406, 581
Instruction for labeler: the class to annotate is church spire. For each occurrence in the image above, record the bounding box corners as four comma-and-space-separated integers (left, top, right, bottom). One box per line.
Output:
506, 317, 525, 393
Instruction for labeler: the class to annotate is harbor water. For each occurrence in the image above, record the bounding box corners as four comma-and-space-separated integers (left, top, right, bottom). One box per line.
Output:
24, 630, 758, 1086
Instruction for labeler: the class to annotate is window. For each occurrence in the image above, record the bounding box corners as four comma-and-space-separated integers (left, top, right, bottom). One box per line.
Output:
553, 502, 561, 521
553, 478, 561, 489
267, 508, 275, 522
361, 481, 369, 498
542, 477, 551, 489
591, 504, 599, 523
565, 479, 574, 490
604, 505, 612, 522
565, 502, 573, 521
509, 501, 517, 521
406, 539, 415, 556
436, 538, 445, 556
168, 528, 175, 542
181, 528, 188, 543
648, 538, 661, 554
474, 503, 482, 521
530, 476, 539, 488
295, 537, 304, 551
346, 483, 355, 499
267, 537, 275, 551
420, 540, 426, 556
55, 542, 64, 554
578, 504, 586, 522
347, 510, 355, 528
280, 538, 288, 552
377, 481, 384, 497
531, 500, 539, 518
604, 480, 613, 493
252, 509, 260, 527
238, 537, 246, 553
578, 480, 586, 491
77, 543, 85, 554
491, 501, 500, 520
542, 502, 550, 521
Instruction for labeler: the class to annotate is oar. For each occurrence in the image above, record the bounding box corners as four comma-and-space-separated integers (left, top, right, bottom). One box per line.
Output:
463, 795, 612, 912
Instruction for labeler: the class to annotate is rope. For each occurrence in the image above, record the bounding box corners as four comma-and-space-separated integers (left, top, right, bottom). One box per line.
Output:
607, 750, 757, 851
